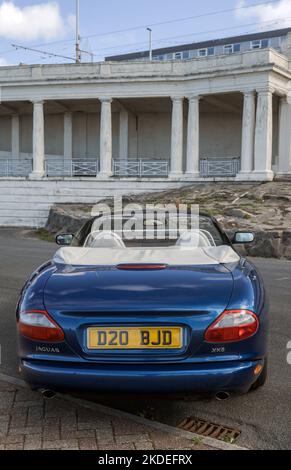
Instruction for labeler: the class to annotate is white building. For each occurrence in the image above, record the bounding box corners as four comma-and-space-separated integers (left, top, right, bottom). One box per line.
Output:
0, 28, 291, 227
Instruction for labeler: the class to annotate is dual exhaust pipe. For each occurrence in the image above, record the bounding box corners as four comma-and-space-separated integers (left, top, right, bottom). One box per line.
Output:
39, 389, 230, 401
215, 391, 231, 401
39, 389, 56, 400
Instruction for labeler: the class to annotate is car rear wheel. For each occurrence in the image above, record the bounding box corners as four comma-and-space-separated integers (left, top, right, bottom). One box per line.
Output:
251, 358, 268, 391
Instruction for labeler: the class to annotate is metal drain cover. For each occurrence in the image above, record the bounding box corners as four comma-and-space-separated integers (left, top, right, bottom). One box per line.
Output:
177, 417, 241, 443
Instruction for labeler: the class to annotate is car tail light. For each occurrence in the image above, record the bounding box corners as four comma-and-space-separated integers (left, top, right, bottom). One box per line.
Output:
117, 264, 167, 270
18, 310, 65, 343
205, 310, 259, 343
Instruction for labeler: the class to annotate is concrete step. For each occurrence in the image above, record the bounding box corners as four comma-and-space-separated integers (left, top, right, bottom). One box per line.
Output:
0, 179, 183, 227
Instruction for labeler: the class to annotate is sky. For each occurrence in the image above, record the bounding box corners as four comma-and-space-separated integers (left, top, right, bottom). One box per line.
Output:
0, 0, 291, 66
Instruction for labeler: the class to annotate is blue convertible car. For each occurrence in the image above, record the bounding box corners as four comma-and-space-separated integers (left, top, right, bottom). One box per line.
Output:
17, 212, 268, 398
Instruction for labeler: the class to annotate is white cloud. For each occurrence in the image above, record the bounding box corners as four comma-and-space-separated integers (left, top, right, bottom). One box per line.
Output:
236, 0, 291, 29
0, 1, 73, 41
0, 57, 8, 66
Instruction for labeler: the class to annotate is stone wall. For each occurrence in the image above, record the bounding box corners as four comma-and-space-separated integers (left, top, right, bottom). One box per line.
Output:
44, 182, 291, 260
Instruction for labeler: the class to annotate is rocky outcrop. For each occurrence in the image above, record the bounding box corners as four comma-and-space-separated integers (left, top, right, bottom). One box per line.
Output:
46, 205, 91, 235
45, 182, 291, 260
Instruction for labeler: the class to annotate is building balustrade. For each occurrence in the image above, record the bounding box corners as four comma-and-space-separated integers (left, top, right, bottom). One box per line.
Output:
113, 159, 170, 177
0, 159, 33, 177
0, 157, 241, 178
45, 159, 99, 177
200, 158, 241, 177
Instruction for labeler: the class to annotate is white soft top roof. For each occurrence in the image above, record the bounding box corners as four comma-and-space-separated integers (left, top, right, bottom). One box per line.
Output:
53, 245, 240, 267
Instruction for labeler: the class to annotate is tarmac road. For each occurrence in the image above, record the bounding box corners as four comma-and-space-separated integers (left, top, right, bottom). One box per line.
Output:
0, 228, 290, 450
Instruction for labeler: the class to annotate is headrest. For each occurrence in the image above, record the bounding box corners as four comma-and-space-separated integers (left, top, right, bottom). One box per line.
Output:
84, 231, 126, 249
176, 230, 214, 248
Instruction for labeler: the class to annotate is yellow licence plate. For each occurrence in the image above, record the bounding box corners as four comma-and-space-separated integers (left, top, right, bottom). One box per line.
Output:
87, 327, 183, 350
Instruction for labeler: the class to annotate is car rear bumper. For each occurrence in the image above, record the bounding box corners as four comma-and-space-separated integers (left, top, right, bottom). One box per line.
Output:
21, 359, 264, 394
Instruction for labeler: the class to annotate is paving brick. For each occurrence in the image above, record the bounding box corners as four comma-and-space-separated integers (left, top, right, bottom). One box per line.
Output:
61, 429, 96, 440
0, 392, 14, 410
24, 435, 42, 450
10, 413, 27, 429
102, 443, 136, 450
15, 390, 42, 403
43, 417, 60, 427
60, 415, 77, 431
0, 379, 216, 451
115, 433, 151, 445
45, 401, 76, 418
134, 440, 155, 450
43, 426, 60, 440
0, 415, 10, 424
9, 426, 42, 436
5, 443, 24, 450
0, 382, 16, 392
96, 428, 115, 446
112, 418, 149, 435
78, 438, 98, 450
0, 435, 24, 445
43, 439, 79, 450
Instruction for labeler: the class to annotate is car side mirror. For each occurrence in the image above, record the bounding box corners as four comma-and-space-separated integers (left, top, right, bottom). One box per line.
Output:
233, 232, 255, 244
56, 234, 74, 246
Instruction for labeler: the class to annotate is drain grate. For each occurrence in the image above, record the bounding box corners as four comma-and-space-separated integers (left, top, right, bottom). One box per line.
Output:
177, 417, 241, 443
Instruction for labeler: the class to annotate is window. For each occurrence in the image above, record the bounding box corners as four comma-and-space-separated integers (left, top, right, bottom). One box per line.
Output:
198, 48, 207, 57
182, 50, 190, 59
224, 43, 241, 54
207, 47, 215, 56
251, 39, 269, 50
166, 53, 173, 60
174, 52, 183, 60
153, 55, 164, 61
251, 40, 260, 49
224, 44, 233, 54
261, 39, 269, 48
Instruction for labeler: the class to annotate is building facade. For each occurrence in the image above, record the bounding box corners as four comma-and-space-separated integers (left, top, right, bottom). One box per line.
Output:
106, 27, 291, 62
0, 28, 291, 227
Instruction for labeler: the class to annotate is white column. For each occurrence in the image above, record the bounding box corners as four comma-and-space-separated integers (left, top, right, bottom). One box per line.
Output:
253, 89, 274, 181
185, 95, 200, 178
278, 96, 291, 175
30, 100, 45, 179
11, 114, 20, 159
237, 91, 256, 180
119, 109, 129, 160
169, 96, 184, 178
98, 98, 113, 178
64, 112, 73, 161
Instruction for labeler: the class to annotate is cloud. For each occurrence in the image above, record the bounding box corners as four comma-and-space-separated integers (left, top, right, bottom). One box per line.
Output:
0, 57, 8, 66
236, 0, 291, 29
0, 1, 73, 41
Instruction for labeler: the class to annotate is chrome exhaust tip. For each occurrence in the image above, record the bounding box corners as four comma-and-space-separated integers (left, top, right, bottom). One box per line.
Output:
39, 389, 56, 400
215, 391, 231, 401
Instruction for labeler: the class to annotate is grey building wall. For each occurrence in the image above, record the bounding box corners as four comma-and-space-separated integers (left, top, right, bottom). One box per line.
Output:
0, 110, 280, 163
0, 116, 11, 152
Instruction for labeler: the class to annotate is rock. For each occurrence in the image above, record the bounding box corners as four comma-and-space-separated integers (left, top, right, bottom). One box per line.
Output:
264, 194, 291, 202
42, 181, 291, 260
282, 231, 291, 260
46, 205, 91, 234
244, 231, 282, 259
224, 208, 253, 219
